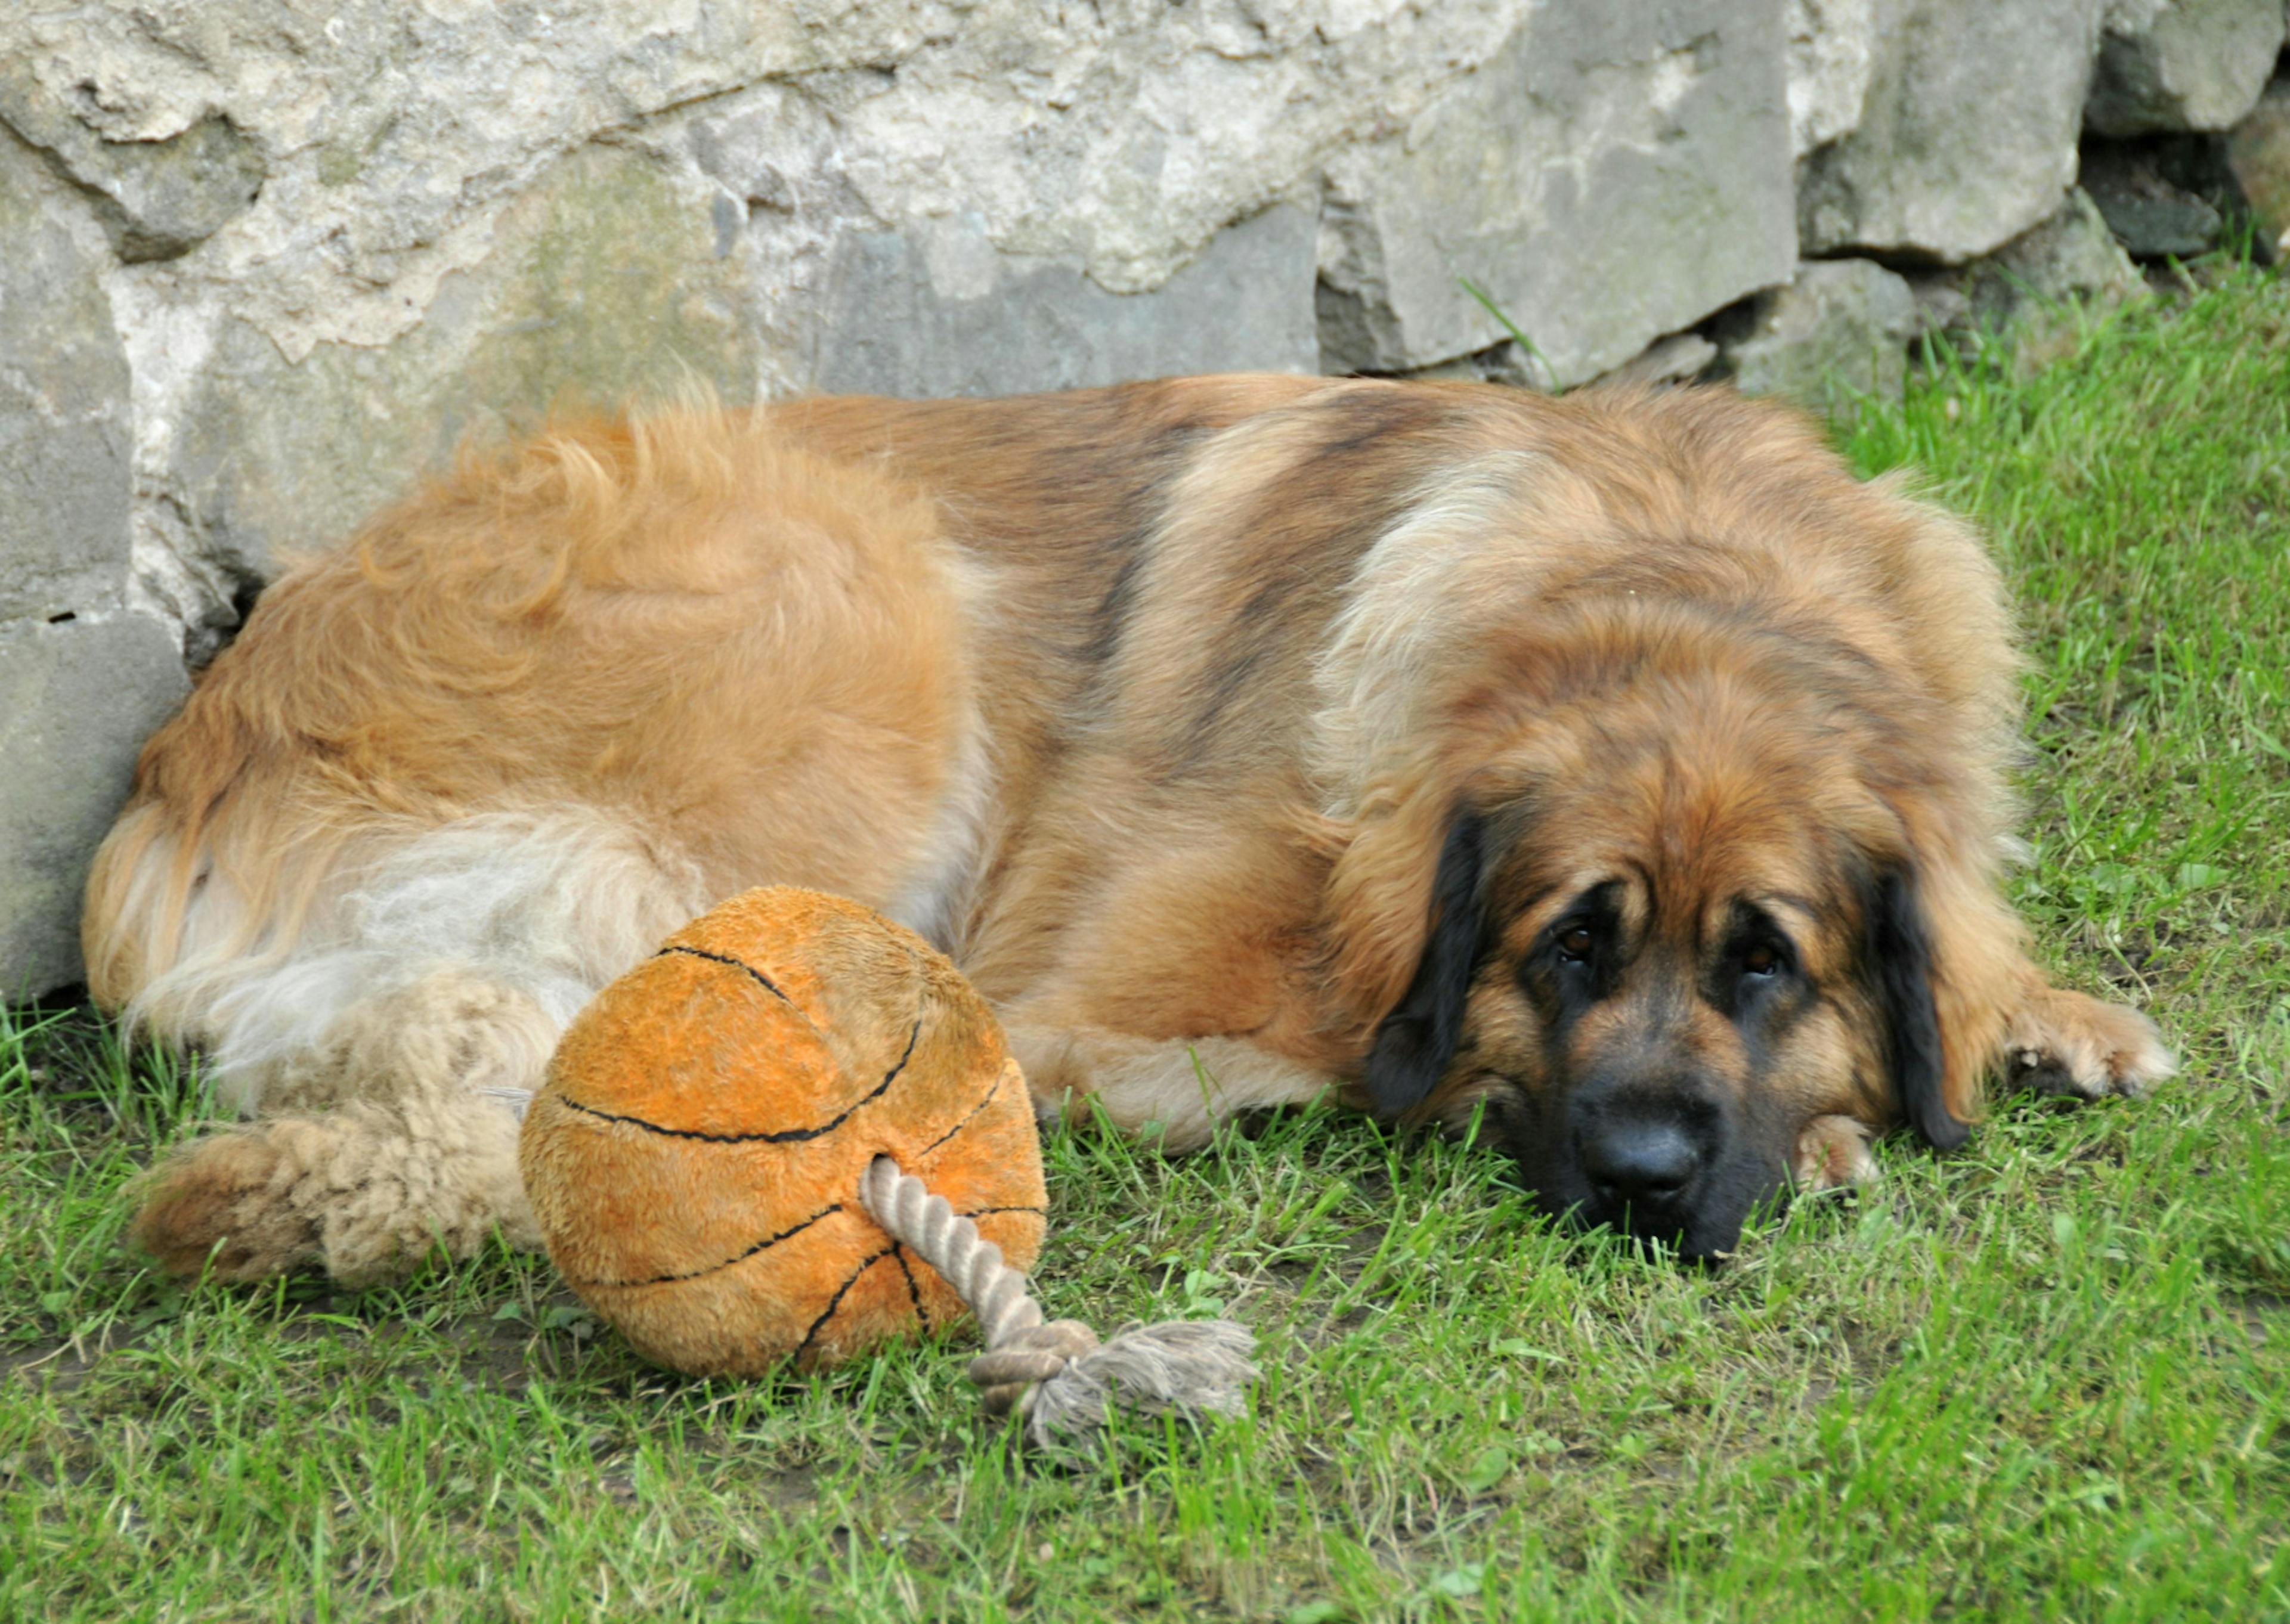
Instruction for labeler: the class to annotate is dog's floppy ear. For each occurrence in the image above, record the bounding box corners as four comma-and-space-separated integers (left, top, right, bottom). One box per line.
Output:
1360, 809, 1488, 1118
1866, 863, 1970, 1151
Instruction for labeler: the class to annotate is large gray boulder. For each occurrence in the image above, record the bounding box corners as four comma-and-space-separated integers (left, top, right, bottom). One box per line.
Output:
2085, 0, 2285, 135
160, 141, 768, 588
815, 206, 1318, 399
1797, 0, 2109, 262
0, 134, 134, 629
0, 614, 188, 997
1316, 0, 1797, 384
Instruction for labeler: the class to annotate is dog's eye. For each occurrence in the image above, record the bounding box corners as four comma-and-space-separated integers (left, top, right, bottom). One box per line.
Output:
1555, 925, 1593, 963
1742, 942, 1781, 977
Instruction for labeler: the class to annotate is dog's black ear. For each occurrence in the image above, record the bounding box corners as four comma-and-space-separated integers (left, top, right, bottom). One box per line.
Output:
1866, 864, 1969, 1151
1361, 810, 1488, 1118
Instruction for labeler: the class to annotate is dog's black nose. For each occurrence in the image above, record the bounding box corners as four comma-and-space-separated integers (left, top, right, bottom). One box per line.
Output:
1583, 1119, 1700, 1205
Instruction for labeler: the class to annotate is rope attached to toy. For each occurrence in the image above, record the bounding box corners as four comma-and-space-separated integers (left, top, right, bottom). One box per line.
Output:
857, 1156, 1258, 1450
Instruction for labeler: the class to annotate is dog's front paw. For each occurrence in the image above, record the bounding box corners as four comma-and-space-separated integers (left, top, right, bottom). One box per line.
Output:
2001, 987, 2176, 1102
1793, 1114, 1877, 1188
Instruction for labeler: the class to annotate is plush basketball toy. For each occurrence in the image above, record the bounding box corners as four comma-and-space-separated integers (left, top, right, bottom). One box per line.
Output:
519, 887, 1257, 1448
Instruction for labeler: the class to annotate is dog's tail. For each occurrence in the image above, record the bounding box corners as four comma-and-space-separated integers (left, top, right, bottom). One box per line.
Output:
88, 763, 713, 1277
84, 670, 710, 1281
93, 801, 713, 1281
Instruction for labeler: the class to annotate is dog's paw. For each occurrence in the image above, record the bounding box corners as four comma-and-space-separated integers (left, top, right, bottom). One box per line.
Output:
1793, 1114, 1877, 1189
128, 1129, 324, 1281
2001, 987, 2176, 1102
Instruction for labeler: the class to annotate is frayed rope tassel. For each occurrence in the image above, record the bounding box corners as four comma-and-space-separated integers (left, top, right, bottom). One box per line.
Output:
856, 1156, 1259, 1451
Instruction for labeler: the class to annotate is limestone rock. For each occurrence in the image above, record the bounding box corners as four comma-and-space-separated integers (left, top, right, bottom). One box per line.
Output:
2086, 0, 2285, 135
3, 0, 1589, 634
1600, 332, 1723, 387
816, 205, 1318, 399
1718, 258, 1920, 411
161, 142, 766, 581
2227, 78, 2290, 258
1317, 0, 1797, 384
0, 61, 263, 262
1787, 0, 1883, 157
1797, 0, 2109, 262
1908, 188, 2148, 353
0, 614, 188, 996
0, 134, 134, 627
1972, 188, 2149, 316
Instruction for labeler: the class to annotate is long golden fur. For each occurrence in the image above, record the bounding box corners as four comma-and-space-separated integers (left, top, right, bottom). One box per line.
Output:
86, 376, 2171, 1278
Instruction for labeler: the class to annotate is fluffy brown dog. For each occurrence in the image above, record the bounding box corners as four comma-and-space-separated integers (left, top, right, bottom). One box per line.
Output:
84, 376, 2171, 1279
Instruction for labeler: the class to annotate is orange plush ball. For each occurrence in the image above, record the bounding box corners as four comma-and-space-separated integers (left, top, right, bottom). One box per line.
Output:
519, 887, 1047, 1375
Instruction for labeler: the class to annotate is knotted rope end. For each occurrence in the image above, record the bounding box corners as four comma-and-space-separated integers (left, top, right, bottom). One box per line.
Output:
1020, 1318, 1260, 1451
859, 1156, 1261, 1451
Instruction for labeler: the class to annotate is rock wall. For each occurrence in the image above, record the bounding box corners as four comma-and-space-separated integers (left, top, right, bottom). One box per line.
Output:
2, 0, 2284, 993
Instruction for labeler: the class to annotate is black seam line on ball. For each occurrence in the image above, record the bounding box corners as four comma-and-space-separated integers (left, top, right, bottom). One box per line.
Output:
556, 1015, 924, 1144
563, 1202, 846, 1290
890, 1244, 930, 1331
958, 1204, 1047, 1219
657, 944, 794, 1003
912, 1066, 1007, 1161
795, 1245, 896, 1362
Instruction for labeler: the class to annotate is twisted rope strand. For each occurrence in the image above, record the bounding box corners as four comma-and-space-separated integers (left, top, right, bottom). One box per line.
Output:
856, 1155, 1258, 1448
855, 1155, 1043, 1348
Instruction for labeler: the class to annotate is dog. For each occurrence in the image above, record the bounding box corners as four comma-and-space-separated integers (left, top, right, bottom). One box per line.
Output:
82, 374, 2173, 1281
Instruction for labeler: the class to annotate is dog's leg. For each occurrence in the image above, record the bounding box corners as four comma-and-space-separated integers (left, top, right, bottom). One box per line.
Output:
109, 808, 714, 1285
1995, 980, 2176, 1102
1003, 1024, 1339, 1153
130, 971, 560, 1285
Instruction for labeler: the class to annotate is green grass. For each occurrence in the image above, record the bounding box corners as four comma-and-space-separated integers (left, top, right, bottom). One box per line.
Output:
7, 268, 2289, 1622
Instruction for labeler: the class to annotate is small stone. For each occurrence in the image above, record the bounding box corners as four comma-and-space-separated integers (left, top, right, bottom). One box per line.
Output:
2226, 79, 2290, 259
1904, 272, 1974, 338
1599, 333, 1722, 388
2081, 140, 2226, 257
2085, 0, 2284, 137
1718, 259, 1920, 414
1964, 187, 2149, 324
1914, 190, 2152, 371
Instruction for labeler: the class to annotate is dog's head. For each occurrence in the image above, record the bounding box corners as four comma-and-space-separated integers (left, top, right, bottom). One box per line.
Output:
1332, 614, 1982, 1262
